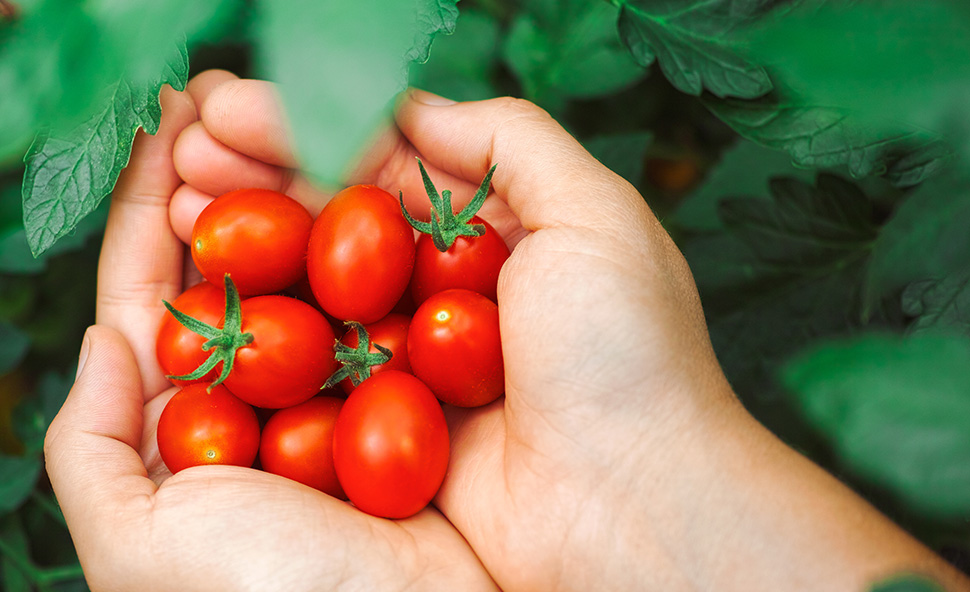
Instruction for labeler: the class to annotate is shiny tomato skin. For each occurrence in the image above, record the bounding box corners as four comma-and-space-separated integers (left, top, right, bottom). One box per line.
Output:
156, 281, 227, 386
338, 313, 412, 395
192, 188, 313, 297
157, 383, 260, 474
307, 185, 415, 324
223, 296, 336, 409
259, 395, 346, 499
333, 371, 449, 519
411, 216, 510, 305
408, 289, 504, 408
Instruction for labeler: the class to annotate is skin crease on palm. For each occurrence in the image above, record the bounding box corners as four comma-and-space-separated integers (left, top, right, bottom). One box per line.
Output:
44, 69, 970, 592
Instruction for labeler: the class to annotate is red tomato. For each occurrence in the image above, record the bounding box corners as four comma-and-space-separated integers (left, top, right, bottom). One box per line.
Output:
223, 296, 336, 409
411, 216, 510, 305
333, 371, 449, 519
408, 289, 504, 408
259, 396, 346, 498
192, 188, 313, 297
157, 383, 260, 474
337, 314, 412, 395
156, 281, 227, 386
307, 185, 415, 324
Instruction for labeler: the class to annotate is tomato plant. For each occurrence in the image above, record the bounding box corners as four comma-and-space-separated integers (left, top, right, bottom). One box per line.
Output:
157, 383, 260, 474
307, 185, 416, 324
332, 371, 449, 519
191, 188, 313, 297
259, 395, 346, 498
333, 314, 412, 395
156, 281, 226, 386
408, 289, 504, 408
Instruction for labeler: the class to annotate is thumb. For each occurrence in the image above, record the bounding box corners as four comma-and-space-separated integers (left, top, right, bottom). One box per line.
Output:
45, 326, 156, 549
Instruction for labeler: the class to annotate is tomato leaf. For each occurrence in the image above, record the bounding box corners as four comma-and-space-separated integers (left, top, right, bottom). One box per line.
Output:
0, 322, 29, 376
902, 269, 970, 338
20, 44, 188, 258
409, 9, 501, 102
407, 0, 460, 64
0, 455, 41, 517
782, 332, 970, 518
615, 0, 775, 99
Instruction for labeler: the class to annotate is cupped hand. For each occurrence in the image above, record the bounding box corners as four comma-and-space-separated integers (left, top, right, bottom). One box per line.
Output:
44, 80, 497, 592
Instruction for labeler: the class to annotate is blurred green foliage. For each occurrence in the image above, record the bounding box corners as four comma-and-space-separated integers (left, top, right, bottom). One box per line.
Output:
1, 0, 969, 589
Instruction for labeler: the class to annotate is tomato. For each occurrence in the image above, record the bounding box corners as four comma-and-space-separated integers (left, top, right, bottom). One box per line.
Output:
157, 383, 260, 474
408, 289, 504, 408
336, 314, 411, 395
307, 185, 415, 324
411, 216, 509, 305
259, 395, 346, 498
223, 296, 336, 409
333, 371, 449, 519
156, 281, 227, 386
192, 188, 313, 297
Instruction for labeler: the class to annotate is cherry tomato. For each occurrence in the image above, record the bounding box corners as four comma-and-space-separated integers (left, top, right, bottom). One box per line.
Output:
337, 313, 412, 395
411, 216, 510, 305
307, 185, 415, 324
156, 281, 226, 386
408, 289, 504, 408
333, 371, 449, 519
157, 383, 260, 474
192, 188, 313, 297
259, 395, 346, 498
223, 296, 336, 409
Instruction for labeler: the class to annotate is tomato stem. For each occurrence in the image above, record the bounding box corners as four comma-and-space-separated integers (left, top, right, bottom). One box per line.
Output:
323, 322, 393, 389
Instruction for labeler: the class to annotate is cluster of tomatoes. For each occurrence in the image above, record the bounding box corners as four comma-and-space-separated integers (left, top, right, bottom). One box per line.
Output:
154, 162, 509, 519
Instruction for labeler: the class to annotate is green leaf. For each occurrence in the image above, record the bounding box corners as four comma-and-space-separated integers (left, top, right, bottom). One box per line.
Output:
870, 574, 946, 592
673, 139, 813, 232
0, 455, 42, 517
505, 0, 645, 107
865, 172, 970, 307
409, 9, 501, 102
21, 44, 188, 257
704, 90, 952, 188
406, 0, 460, 64
257, 0, 420, 185
0, 197, 108, 275
783, 332, 970, 518
0, 514, 32, 592
615, 0, 775, 99
0, 322, 29, 375
902, 269, 970, 337
584, 132, 653, 193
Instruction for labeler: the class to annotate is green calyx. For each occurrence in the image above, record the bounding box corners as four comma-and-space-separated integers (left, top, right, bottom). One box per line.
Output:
163, 274, 253, 390
399, 158, 497, 252
323, 322, 393, 389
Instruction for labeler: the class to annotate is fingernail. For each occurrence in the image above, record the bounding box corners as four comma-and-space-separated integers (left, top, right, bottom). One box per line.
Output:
409, 88, 457, 106
75, 330, 92, 380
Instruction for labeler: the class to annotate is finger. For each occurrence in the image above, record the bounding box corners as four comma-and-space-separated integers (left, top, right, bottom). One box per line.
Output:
185, 69, 239, 114
169, 183, 215, 244
97, 86, 197, 398
140, 387, 177, 485
45, 327, 157, 558
396, 90, 652, 233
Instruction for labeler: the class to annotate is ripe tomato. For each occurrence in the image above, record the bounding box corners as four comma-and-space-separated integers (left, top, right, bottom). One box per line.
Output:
333, 371, 449, 519
156, 281, 226, 386
336, 314, 412, 395
222, 295, 336, 409
192, 188, 313, 297
411, 216, 509, 305
408, 289, 504, 408
157, 383, 260, 474
259, 395, 346, 498
307, 185, 415, 324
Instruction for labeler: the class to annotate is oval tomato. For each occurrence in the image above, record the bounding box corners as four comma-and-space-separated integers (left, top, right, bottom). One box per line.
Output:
157, 383, 260, 474
333, 371, 449, 519
307, 185, 415, 324
411, 216, 509, 305
337, 313, 412, 395
260, 395, 346, 499
156, 281, 226, 386
223, 296, 336, 409
192, 188, 313, 297
408, 289, 504, 408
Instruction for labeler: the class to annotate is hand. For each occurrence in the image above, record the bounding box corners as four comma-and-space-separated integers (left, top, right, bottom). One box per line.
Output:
44, 81, 497, 592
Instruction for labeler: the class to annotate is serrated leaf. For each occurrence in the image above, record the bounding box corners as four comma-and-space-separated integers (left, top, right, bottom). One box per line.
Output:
615, 0, 776, 99
870, 574, 946, 592
584, 132, 652, 193
21, 44, 188, 257
0, 322, 29, 375
902, 269, 970, 337
409, 9, 501, 102
406, 0, 460, 64
704, 90, 953, 188
0, 455, 41, 516
782, 332, 970, 518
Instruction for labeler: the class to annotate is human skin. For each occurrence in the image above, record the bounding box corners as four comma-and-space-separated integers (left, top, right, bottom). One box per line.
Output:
46, 70, 970, 592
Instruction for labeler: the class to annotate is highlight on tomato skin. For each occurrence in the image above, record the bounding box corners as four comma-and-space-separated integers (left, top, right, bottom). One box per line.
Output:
157, 383, 260, 474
